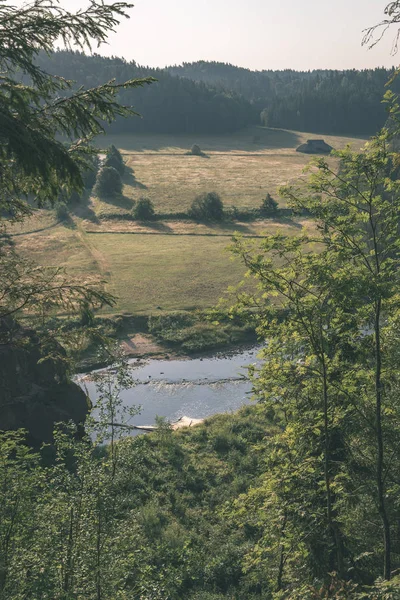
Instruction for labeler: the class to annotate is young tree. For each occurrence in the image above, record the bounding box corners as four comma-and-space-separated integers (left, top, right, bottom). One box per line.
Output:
231, 129, 400, 586
82, 154, 101, 190
104, 145, 125, 175
261, 193, 279, 216
94, 166, 123, 199
189, 192, 224, 221
133, 197, 155, 220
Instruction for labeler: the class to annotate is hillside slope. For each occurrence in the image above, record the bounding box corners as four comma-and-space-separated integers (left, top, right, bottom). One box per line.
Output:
35, 51, 256, 134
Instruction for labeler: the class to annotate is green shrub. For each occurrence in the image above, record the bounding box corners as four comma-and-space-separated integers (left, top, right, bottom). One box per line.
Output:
189, 192, 224, 222
132, 197, 155, 220
55, 202, 69, 221
137, 502, 166, 540
191, 144, 203, 156
148, 312, 254, 353
94, 166, 122, 198
104, 153, 125, 175
148, 312, 197, 335
261, 193, 278, 216
225, 206, 260, 221
179, 324, 230, 353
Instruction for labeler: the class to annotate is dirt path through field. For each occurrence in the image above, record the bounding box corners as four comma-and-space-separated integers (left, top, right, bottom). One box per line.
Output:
74, 221, 111, 278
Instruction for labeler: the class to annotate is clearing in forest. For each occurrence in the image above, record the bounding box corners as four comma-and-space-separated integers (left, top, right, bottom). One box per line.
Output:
10, 127, 366, 315
93, 126, 366, 216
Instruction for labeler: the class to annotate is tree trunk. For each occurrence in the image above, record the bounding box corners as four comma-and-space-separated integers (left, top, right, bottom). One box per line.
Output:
321, 349, 343, 577
276, 514, 287, 592
375, 299, 391, 580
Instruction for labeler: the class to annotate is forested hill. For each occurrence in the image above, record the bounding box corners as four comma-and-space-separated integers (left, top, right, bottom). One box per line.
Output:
35, 51, 256, 134
37, 52, 400, 136
167, 61, 400, 135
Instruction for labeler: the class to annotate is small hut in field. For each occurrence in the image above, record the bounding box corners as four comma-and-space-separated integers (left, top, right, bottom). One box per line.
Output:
296, 139, 333, 154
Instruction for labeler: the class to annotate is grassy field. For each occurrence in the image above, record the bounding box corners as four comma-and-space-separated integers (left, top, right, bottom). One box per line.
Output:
93, 126, 367, 215
14, 221, 102, 281
10, 126, 365, 316
13, 217, 313, 315
85, 219, 314, 314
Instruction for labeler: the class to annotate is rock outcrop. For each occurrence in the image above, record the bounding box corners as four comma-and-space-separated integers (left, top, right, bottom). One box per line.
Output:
296, 139, 334, 154
0, 318, 89, 447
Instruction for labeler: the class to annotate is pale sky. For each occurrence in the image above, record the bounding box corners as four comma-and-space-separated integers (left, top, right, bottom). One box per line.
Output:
19, 0, 400, 70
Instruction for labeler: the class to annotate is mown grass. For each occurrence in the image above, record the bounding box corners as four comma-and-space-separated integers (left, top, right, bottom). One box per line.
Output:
13, 213, 312, 316
92, 126, 367, 216
7, 211, 59, 235
14, 221, 102, 282
97, 126, 366, 154
86, 232, 246, 313
10, 126, 360, 317
86, 219, 312, 314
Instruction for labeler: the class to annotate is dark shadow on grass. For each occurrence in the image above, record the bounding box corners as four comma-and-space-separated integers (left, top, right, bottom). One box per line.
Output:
131, 180, 148, 190
98, 194, 135, 210
123, 166, 148, 189
184, 152, 211, 159
63, 215, 77, 229
205, 221, 253, 235
71, 191, 100, 224
274, 215, 303, 229
96, 126, 303, 154
138, 221, 173, 233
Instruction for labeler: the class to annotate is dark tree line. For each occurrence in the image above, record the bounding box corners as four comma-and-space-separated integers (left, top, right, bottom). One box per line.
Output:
35, 52, 400, 137
168, 61, 400, 135
34, 51, 256, 134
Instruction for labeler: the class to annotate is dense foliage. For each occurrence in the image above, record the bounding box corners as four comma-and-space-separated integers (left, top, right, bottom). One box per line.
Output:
0, 406, 274, 600
33, 52, 400, 137
94, 166, 123, 199
34, 51, 256, 134
132, 197, 155, 220
104, 144, 125, 175
189, 192, 225, 221
2, 400, 400, 599
168, 62, 400, 135
228, 126, 400, 591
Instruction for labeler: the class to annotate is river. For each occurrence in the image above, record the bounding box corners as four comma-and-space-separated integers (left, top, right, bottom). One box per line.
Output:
78, 345, 262, 433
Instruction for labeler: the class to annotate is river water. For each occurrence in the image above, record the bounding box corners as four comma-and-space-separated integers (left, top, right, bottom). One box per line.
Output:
78, 346, 262, 431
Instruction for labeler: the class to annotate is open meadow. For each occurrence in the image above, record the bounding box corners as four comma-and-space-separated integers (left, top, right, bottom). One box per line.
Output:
93, 126, 367, 215
10, 126, 366, 316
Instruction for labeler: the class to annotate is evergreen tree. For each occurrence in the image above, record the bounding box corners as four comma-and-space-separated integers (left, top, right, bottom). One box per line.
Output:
189, 192, 224, 221
261, 193, 278, 215
94, 166, 123, 199
104, 145, 125, 175
133, 197, 155, 220
0, 1, 152, 322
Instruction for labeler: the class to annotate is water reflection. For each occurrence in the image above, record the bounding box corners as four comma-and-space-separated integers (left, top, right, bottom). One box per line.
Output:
78, 346, 262, 432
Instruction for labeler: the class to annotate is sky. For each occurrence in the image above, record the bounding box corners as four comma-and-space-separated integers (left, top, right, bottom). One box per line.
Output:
18, 0, 400, 70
